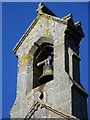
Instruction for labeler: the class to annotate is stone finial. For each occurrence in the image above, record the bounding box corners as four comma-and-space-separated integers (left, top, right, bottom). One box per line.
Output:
74, 21, 81, 27
36, 2, 56, 17
62, 14, 72, 21
75, 21, 85, 38
36, 2, 44, 14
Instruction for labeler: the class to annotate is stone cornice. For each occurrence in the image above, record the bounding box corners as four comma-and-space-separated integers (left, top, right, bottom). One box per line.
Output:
41, 103, 77, 119
24, 100, 77, 119
63, 14, 85, 39
69, 75, 88, 98
24, 101, 40, 119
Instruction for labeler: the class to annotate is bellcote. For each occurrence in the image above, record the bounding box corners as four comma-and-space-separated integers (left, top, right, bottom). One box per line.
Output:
10, 3, 88, 119
13, 2, 84, 55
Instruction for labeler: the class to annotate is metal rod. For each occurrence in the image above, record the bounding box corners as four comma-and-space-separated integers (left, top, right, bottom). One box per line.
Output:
34, 42, 53, 57
37, 57, 52, 67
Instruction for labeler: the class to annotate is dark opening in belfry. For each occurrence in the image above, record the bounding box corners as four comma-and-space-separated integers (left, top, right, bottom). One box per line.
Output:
33, 42, 54, 88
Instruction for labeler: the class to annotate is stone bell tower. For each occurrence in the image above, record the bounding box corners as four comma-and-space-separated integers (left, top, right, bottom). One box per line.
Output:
10, 3, 88, 119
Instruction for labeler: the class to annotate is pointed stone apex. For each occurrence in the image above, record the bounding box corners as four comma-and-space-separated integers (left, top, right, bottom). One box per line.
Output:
75, 21, 81, 27
62, 14, 72, 20
36, 2, 56, 17
75, 21, 85, 38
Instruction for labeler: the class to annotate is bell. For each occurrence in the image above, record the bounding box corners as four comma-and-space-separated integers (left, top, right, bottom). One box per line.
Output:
39, 64, 53, 84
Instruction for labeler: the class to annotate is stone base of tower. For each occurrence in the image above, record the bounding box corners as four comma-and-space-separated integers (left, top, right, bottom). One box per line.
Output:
10, 71, 88, 119
10, 72, 76, 119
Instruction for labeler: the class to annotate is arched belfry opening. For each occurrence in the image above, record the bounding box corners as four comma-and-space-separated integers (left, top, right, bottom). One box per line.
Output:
33, 39, 54, 88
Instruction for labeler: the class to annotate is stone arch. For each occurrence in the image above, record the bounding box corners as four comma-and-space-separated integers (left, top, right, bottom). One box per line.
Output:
26, 37, 54, 94
28, 37, 54, 55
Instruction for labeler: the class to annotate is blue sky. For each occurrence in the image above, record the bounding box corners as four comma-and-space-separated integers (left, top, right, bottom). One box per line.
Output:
2, 2, 89, 119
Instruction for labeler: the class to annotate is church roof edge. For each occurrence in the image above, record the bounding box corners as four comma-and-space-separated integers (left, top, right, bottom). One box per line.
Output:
13, 3, 85, 54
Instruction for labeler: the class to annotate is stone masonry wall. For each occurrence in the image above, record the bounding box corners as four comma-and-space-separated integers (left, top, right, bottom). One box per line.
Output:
10, 15, 74, 118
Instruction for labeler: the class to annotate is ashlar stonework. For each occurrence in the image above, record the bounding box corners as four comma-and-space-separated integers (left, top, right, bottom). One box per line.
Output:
10, 3, 88, 119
